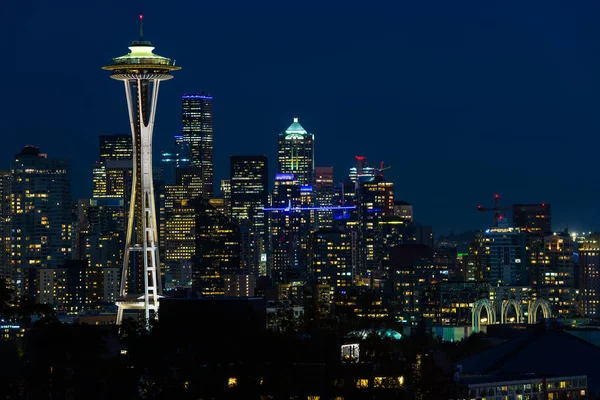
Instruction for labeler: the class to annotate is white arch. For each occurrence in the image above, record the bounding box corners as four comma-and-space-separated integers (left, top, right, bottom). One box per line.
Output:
528, 299, 552, 324
501, 299, 523, 324
472, 299, 496, 333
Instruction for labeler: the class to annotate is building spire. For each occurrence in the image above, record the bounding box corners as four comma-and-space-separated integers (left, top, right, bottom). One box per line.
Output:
139, 14, 144, 41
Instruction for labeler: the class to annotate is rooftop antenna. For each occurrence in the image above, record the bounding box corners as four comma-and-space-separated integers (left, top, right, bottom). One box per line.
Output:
139, 14, 144, 41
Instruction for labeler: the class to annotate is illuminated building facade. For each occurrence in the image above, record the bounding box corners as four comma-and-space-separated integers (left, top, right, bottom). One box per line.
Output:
230, 156, 268, 232
513, 203, 552, 235
348, 156, 377, 183
224, 274, 256, 297
159, 185, 195, 289
484, 224, 528, 286
268, 174, 302, 282
277, 118, 314, 187
11, 146, 72, 296
315, 166, 334, 229
423, 281, 489, 325
230, 156, 268, 275
83, 198, 126, 270
356, 176, 394, 280
92, 134, 133, 199
311, 227, 353, 294
388, 244, 444, 324
160, 135, 190, 186
182, 94, 213, 198
393, 200, 413, 222
527, 231, 577, 316
220, 179, 231, 217
193, 197, 241, 296
577, 233, 600, 317
0, 171, 10, 287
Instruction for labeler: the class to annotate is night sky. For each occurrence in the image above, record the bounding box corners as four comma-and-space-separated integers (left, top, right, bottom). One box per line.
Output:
4, 0, 600, 235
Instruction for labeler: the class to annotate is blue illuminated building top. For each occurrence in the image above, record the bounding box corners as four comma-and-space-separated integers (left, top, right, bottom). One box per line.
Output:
275, 173, 295, 181
181, 94, 213, 100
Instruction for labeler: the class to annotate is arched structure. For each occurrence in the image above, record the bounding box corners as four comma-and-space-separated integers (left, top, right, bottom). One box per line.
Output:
501, 299, 523, 324
528, 299, 551, 324
472, 299, 496, 333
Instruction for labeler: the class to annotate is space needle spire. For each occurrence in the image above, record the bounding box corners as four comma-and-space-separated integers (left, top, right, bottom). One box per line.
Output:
102, 16, 181, 328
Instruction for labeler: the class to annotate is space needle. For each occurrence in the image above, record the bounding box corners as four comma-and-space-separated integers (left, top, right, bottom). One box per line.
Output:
102, 16, 180, 327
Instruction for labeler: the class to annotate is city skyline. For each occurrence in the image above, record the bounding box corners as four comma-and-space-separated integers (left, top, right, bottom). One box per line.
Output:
6, 1, 600, 234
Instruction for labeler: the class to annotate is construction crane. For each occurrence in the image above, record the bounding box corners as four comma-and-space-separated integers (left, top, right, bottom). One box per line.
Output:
477, 194, 509, 227
378, 161, 391, 177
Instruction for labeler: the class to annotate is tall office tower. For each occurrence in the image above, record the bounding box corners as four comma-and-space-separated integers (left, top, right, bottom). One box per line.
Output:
160, 135, 190, 186
182, 94, 213, 198
356, 176, 394, 282
315, 166, 334, 229
193, 197, 241, 296
84, 198, 126, 269
11, 146, 72, 297
230, 156, 268, 275
462, 232, 487, 282
268, 174, 302, 282
483, 222, 528, 286
393, 200, 413, 222
311, 226, 353, 295
577, 234, 600, 317
159, 185, 195, 289
102, 18, 180, 325
277, 117, 314, 186
536, 231, 576, 316
93, 134, 133, 198
512, 204, 552, 235
0, 171, 10, 287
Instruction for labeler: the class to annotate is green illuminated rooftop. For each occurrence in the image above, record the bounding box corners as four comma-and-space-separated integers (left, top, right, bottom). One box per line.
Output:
283, 117, 309, 139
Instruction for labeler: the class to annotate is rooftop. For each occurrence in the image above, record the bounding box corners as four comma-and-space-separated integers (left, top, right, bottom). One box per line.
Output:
282, 117, 310, 139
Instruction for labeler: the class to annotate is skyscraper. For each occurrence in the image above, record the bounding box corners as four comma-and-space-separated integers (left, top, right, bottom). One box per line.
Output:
160, 135, 190, 186
230, 156, 268, 230
311, 226, 353, 293
315, 166, 334, 229
102, 18, 180, 325
277, 118, 314, 187
182, 94, 213, 198
230, 156, 268, 275
92, 134, 133, 199
193, 198, 241, 296
483, 223, 528, 286
11, 146, 72, 296
577, 234, 600, 317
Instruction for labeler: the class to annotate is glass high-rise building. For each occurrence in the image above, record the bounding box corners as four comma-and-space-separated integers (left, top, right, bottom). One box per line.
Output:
230, 156, 268, 231
11, 146, 72, 296
230, 156, 268, 275
315, 166, 334, 229
161, 135, 190, 186
93, 134, 133, 199
277, 117, 314, 187
182, 94, 213, 198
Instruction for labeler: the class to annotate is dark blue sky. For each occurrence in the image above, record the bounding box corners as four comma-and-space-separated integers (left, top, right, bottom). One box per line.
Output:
3, 0, 600, 235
